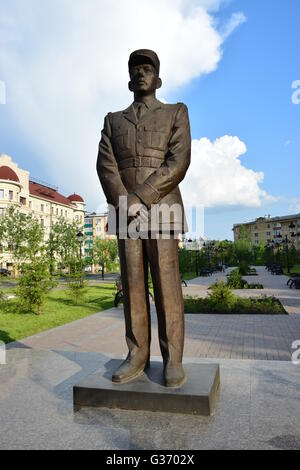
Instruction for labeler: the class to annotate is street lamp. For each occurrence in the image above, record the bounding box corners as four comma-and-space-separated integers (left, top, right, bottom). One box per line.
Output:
274, 223, 296, 273
266, 239, 275, 264
203, 241, 215, 269
77, 231, 84, 260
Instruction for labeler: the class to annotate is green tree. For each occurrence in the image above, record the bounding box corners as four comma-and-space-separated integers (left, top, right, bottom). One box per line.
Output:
233, 226, 252, 274
65, 257, 87, 305
93, 238, 119, 279
17, 255, 56, 315
47, 217, 81, 273
0, 206, 57, 313
178, 247, 194, 275
217, 240, 234, 265
1, 206, 46, 276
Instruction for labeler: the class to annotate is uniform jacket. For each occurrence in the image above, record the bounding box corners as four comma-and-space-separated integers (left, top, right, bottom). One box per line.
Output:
97, 98, 191, 235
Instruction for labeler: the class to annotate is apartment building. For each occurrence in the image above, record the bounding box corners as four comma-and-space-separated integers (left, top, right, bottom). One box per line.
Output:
0, 154, 85, 269
233, 213, 300, 250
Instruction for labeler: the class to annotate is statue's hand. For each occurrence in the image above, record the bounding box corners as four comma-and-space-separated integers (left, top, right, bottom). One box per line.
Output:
127, 193, 147, 220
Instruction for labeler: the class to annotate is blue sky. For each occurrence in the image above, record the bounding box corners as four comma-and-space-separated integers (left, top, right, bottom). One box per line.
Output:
0, 0, 299, 240
170, 0, 300, 239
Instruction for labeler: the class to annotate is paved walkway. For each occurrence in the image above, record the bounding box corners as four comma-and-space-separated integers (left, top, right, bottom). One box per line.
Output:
1, 349, 300, 450
2, 266, 300, 450
184, 266, 300, 315
9, 267, 300, 362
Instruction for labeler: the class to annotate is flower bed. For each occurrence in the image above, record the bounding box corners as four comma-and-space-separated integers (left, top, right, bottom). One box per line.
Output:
184, 295, 286, 314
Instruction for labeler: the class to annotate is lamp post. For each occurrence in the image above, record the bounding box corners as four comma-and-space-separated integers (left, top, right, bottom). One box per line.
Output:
252, 245, 257, 265
275, 223, 296, 273
266, 239, 274, 265
203, 241, 215, 269
195, 249, 199, 277
77, 231, 84, 260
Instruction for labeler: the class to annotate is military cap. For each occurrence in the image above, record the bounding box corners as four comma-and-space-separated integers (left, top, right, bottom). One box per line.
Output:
128, 49, 160, 74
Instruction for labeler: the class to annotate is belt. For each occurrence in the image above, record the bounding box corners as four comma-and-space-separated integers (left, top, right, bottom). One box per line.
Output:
118, 156, 162, 171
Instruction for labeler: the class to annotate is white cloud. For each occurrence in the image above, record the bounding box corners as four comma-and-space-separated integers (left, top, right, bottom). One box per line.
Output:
287, 198, 300, 214
181, 136, 274, 208
0, 0, 246, 210
220, 12, 247, 40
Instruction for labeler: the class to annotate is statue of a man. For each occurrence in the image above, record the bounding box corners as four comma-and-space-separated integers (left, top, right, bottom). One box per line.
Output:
97, 49, 191, 388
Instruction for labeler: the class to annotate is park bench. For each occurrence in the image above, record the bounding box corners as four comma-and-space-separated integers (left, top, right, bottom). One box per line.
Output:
114, 277, 154, 306
199, 269, 211, 277
287, 276, 300, 289
271, 266, 283, 275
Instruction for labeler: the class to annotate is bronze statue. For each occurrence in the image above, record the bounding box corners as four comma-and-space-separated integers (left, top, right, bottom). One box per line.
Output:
97, 49, 191, 388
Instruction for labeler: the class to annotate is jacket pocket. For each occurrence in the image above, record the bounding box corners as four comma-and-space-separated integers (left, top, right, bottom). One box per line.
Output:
144, 125, 168, 151
112, 129, 130, 153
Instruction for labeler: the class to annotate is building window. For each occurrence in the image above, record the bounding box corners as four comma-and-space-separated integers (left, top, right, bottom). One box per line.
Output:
29, 201, 32, 209
0, 190, 4, 199
255, 240, 259, 245
40, 218, 44, 228
8, 190, 13, 200
20, 197, 26, 206
266, 232, 271, 236
41, 204, 44, 212
255, 233, 258, 238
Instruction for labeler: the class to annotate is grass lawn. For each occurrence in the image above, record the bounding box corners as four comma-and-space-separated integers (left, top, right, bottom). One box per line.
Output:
181, 272, 198, 281
284, 265, 300, 276
0, 283, 115, 344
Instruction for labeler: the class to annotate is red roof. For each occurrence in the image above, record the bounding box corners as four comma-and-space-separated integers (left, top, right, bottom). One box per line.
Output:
0, 166, 20, 183
29, 181, 75, 207
68, 193, 84, 203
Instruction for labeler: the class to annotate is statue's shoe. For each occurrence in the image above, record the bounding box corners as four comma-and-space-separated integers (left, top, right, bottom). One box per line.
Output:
164, 363, 186, 388
112, 355, 149, 384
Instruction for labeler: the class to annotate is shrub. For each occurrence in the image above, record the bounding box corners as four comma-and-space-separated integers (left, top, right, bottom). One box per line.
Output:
207, 280, 236, 312
227, 269, 248, 289
183, 294, 286, 314
17, 258, 56, 314
232, 296, 285, 314
238, 261, 250, 276
248, 283, 264, 289
66, 258, 88, 305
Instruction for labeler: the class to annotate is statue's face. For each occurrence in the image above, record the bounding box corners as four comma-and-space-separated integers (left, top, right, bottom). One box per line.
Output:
129, 63, 159, 94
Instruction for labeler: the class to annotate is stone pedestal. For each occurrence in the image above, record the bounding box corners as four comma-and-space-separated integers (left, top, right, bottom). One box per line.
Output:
74, 361, 220, 416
